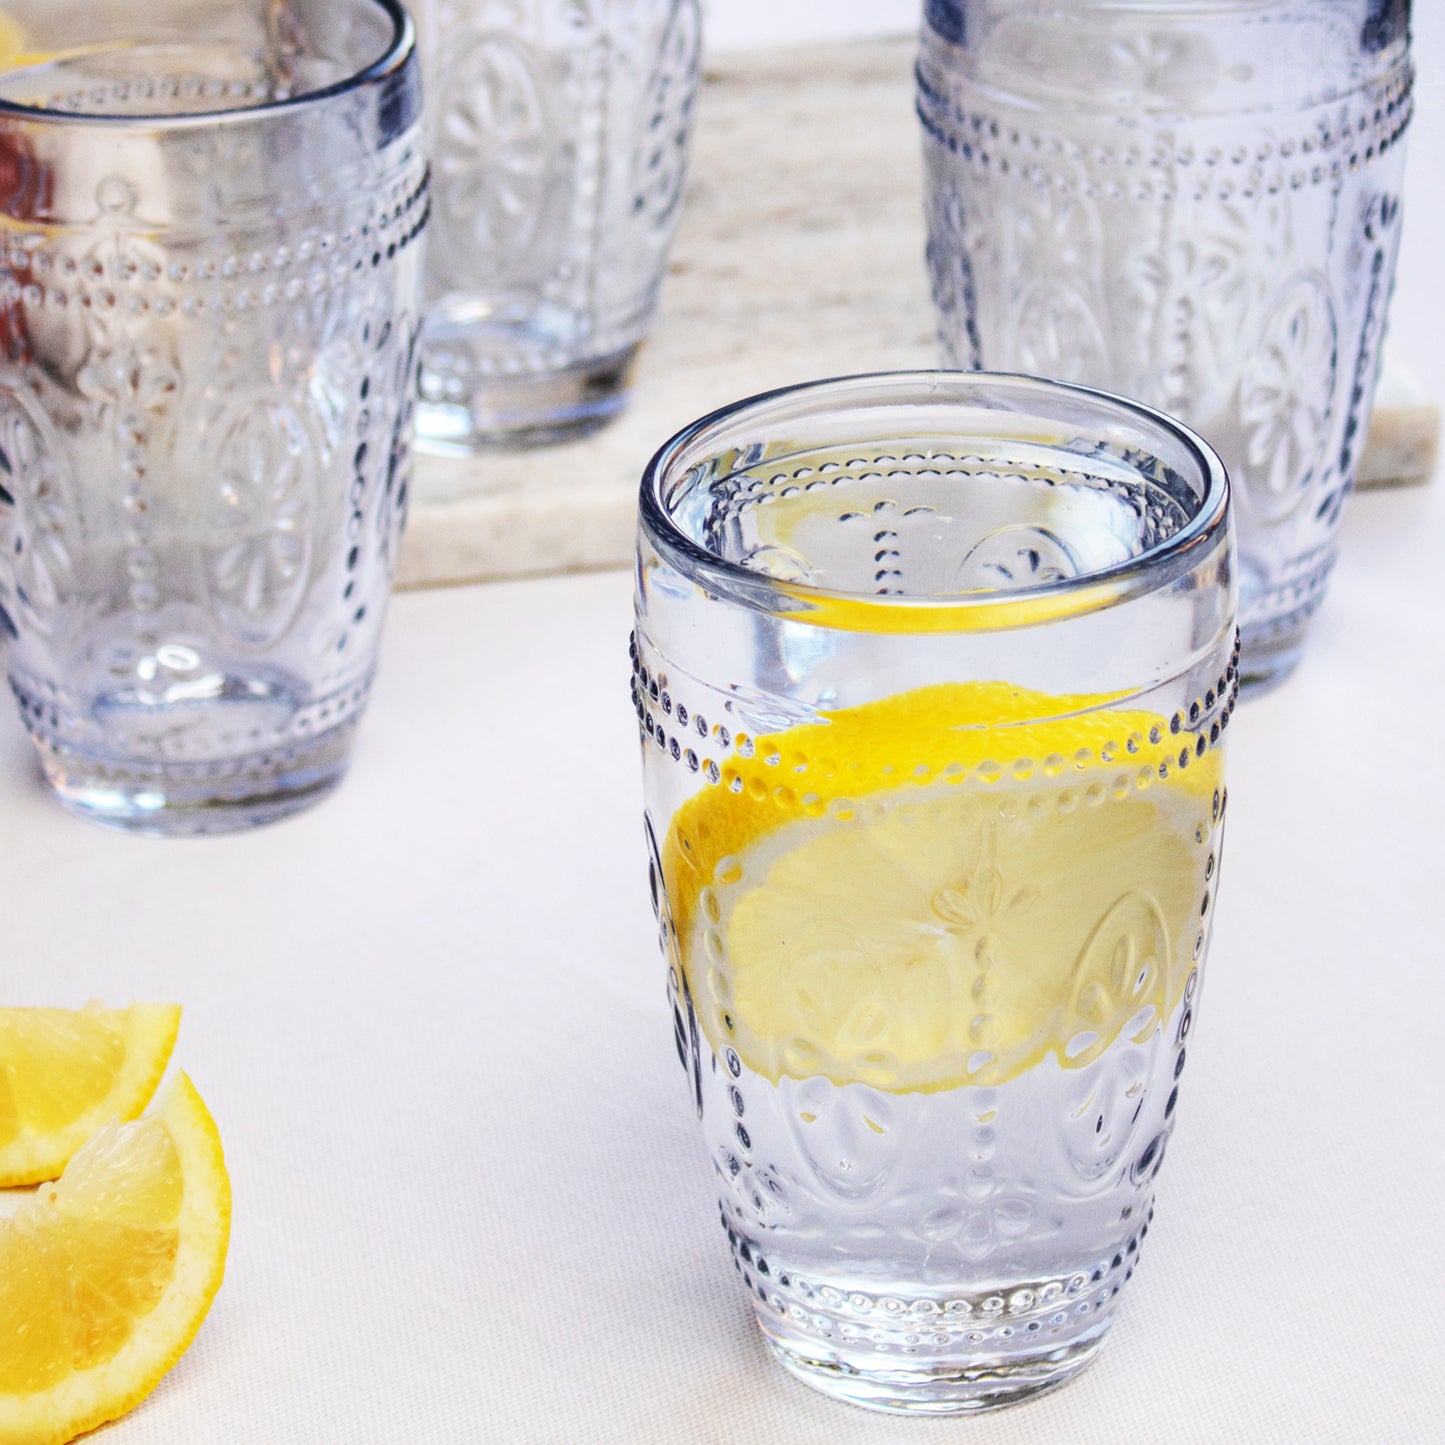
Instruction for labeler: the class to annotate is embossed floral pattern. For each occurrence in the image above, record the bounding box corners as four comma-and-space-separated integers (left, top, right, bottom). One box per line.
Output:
784, 1076, 918, 1205
78, 340, 179, 412
953, 523, 1081, 591
1136, 226, 1257, 417
1012, 277, 1110, 385
206, 399, 315, 647
0, 388, 72, 638
1100, 28, 1220, 103
1236, 274, 1337, 521
914, 1182, 1040, 1263
433, 33, 555, 287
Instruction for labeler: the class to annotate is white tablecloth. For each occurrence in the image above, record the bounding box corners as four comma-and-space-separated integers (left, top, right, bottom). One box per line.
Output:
3, 7, 1442, 1442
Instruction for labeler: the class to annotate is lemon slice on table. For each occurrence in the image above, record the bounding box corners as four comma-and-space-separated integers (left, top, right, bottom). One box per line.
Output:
0, 1073, 231, 1445
663, 682, 1224, 1094
0, 1003, 181, 1187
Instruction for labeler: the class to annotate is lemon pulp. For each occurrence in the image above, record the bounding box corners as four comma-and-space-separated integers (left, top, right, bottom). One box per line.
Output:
0, 1074, 230, 1445
0, 1004, 182, 1188
663, 682, 1222, 1094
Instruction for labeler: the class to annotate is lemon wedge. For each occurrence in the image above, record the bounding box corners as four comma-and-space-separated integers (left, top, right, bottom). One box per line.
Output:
0, 1073, 230, 1445
663, 681, 1223, 1093
0, 1004, 182, 1188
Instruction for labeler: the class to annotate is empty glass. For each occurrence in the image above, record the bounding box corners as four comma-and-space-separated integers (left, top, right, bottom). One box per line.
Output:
0, 0, 428, 833
918, 0, 1412, 687
414, 0, 702, 451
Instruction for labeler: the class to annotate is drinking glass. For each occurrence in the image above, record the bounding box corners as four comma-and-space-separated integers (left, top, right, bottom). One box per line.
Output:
0, 0, 428, 834
413, 0, 702, 451
918, 0, 1412, 688
634, 372, 1236, 1413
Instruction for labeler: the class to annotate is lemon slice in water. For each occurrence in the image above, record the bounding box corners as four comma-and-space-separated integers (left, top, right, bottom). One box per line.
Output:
664, 682, 1222, 1093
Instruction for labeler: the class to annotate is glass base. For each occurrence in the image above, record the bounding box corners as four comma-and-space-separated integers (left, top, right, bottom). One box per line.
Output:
415, 343, 640, 454
1237, 549, 1334, 694
1237, 631, 1304, 694
32, 723, 357, 836
759, 1313, 1113, 1415
1239, 602, 1317, 693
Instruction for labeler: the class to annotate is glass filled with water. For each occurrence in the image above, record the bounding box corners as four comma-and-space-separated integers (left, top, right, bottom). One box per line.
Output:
634, 372, 1236, 1413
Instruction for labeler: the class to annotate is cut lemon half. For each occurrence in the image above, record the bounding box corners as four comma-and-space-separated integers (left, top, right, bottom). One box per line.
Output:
0, 1003, 182, 1187
663, 681, 1225, 1093
0, 1072, 230, 1445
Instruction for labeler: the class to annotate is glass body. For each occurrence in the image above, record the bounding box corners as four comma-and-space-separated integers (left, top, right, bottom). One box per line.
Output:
0, 0, 427, 834
918, 0, 1411, 688
413, 0, 701, 452
634, 373, 1236, 1414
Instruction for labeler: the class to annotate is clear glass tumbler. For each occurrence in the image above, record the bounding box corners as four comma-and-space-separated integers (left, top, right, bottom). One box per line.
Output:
0, 0, 428, 834
634, 372, 1236, 1413
413, 0, 702, 452
918, 0, 1412, 688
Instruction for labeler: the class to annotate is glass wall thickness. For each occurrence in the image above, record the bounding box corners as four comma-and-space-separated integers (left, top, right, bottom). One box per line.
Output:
634, 372, 1237, 1414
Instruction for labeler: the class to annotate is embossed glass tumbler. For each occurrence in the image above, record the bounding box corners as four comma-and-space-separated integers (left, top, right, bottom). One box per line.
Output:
413, 0, 701, 451
0, 0, 428, 834
918, 0, 1412, 689
634, 373, 1237, 1414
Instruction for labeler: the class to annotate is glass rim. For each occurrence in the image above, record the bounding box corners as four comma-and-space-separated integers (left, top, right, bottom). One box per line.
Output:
638, 370, 1233, 633
0, 0, 414, 130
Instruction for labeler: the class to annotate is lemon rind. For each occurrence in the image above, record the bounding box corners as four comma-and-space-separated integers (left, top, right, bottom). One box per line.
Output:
0, 1072, 230, 1445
